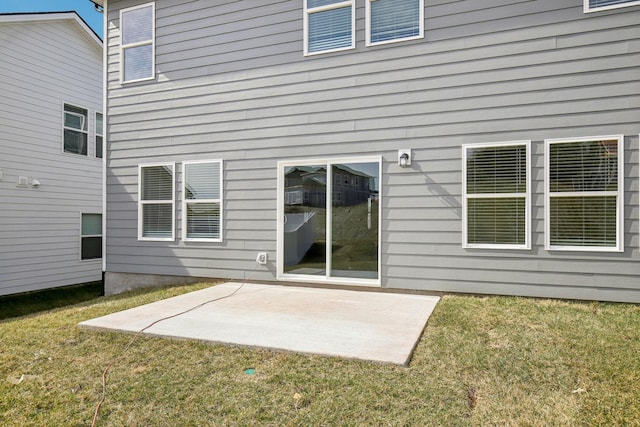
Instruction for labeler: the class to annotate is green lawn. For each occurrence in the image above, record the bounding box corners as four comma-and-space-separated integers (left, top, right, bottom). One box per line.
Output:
1, 283, 639, 426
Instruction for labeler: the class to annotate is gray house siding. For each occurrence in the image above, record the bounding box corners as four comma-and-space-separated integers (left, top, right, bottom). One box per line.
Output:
0, 14, 103, 296
105, 0, 640, 301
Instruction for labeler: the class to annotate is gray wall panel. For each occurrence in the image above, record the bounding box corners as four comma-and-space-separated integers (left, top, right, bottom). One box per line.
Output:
105, 0, 640, 301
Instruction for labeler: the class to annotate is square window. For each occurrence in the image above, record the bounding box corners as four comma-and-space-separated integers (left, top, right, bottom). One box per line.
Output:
463, 141, 530, 249
545, 136, 623, 251
121, 3, 155, 83
366, 0, 424, 46
304, 0, 354, 55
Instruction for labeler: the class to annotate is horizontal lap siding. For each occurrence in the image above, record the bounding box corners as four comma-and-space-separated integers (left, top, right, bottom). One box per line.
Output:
0, 18, 103, 295
106, 0, 640, 300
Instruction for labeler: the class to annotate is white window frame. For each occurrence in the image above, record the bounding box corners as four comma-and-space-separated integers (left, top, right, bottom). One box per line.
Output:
544, 135, 624, 252
182, 159, 224, 242
95, 112, 103, 159
462, 141, 531, 250
304, 0, 355, 56
584, 0, 640, 12
138, 162, 175, 241
120, 2, 155, 84
80, 212, 102, 261
63, 103, 89, 156
366, 0, 425, 47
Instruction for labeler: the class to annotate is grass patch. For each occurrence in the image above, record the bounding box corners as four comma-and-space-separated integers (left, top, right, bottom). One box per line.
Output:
1, 283, 639, 426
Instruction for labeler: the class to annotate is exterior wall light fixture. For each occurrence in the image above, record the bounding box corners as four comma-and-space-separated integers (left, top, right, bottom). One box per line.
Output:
398, 149, 412, 167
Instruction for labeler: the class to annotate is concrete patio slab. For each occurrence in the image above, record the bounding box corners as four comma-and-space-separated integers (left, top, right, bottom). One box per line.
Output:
79, 282, 440, 365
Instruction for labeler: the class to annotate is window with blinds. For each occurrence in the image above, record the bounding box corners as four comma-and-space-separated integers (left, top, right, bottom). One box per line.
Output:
304, 0, 354, 55
183, 160, 223, 241
545, 136, 623, 251
367, 0, 424, 45
585, 0, 640, 12
463, 141, 530, 249
121, 3, 155, 83
139, 163, 174, 240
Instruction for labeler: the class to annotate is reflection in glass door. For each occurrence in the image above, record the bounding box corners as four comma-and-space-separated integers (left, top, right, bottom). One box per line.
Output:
280, 158, 380, 284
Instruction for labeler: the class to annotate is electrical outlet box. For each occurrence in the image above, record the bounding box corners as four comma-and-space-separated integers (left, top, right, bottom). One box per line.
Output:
17, 176, 28, 187
256, 252, 268, 265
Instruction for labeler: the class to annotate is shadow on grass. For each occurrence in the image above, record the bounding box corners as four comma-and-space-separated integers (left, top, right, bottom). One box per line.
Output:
0, 281, 103, 321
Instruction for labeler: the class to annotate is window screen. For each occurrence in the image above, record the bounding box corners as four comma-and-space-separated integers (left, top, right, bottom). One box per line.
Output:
139, 163, 174, 240
183, 161, 223, 241
464, 142, 529, 248
586, 0, 640, 11
305, 0, 354, 54
64, 104, 88, 155
121, 3, 154, 82
81, 213, 102, 260
368, 0, 423, 45
547, 138, 622, 250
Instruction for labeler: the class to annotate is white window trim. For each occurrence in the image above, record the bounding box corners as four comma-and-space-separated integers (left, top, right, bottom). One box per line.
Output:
95, 112, 103, 160
276, 156, 382, 287
182, 159, 224, 243
584, 0, 640, 13
138, 162, 175, 241
62, 102, 90, 157
120, 2, 156, 84
462, 141, 531, 250
544, 135, 624, 252
365, 0, 425, 47
80, 212, 102, 261
303, 0, 355, 56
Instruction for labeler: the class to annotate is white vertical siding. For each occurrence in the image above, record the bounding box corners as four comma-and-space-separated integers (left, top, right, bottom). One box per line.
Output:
105, 0, 640, 301
0, 15, 103, 295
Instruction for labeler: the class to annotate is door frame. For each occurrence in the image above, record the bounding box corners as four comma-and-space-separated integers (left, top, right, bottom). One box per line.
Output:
276, 156, 382, 287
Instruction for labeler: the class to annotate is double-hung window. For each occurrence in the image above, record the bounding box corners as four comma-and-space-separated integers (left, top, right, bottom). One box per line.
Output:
81, 213, 102, 260
183, 160, 223, 242
95, 112, 103, 159
366, 0, 424, 46
121, 2, 155, 83
545, 136, 623, 251
584, 0, 640, 12
304, 0, 355, 55
139, 163, 175, 240
463, 141, 530, 249
63, 104, 88, 156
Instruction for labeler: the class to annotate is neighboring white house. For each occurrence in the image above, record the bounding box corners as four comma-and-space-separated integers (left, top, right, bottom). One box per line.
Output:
0, 12, 103, 296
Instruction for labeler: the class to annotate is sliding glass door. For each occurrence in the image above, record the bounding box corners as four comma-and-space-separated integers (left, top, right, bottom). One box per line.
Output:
278, 157, 381, 285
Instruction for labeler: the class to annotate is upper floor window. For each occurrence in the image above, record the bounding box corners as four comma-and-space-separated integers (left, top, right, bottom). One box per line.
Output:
121, 2, 155, 83
183, 160, 223, 242
96, 112, 103, 159
463, 141, 530, 249
138, 163, 175, 241
366, 0, 424, 46
545, 136, 624, 251
63, 104, 88, 156
584, 0, 640, 12
304, 0, 355, 55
